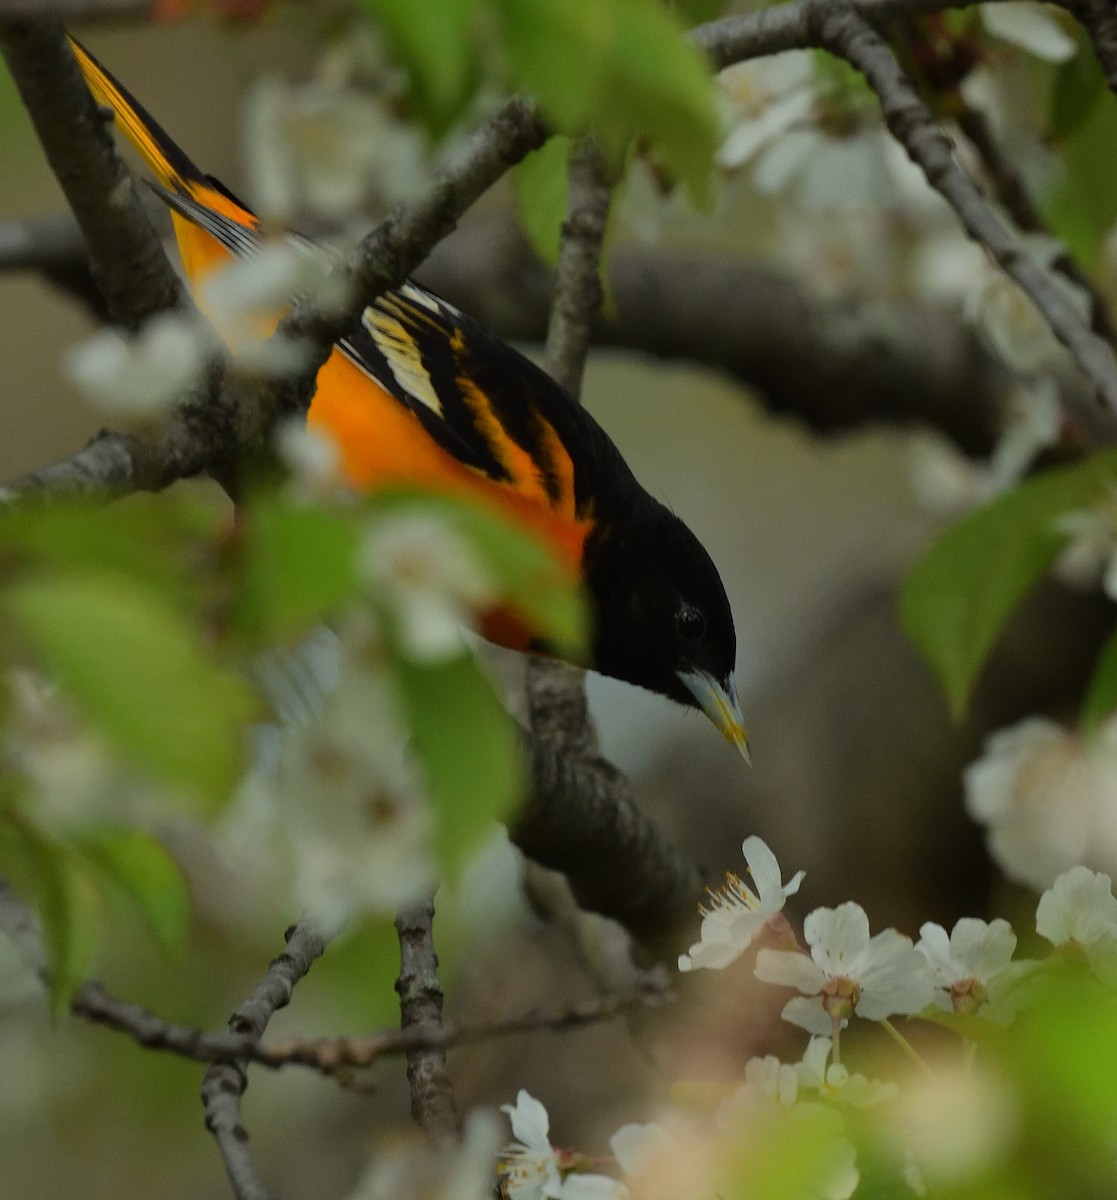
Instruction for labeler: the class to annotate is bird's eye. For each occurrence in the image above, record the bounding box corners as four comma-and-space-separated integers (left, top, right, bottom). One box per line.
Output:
675, 603, 706, 642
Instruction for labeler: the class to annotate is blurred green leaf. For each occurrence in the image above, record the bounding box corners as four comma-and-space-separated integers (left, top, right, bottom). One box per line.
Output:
369, 488, 588, 658
670, 0, 723, 24
73, 826, 190, 955
391, 651, 520, 879
236, 496, 359, 643
496, 0, 718, 202
7, 571, 255, 802
513, 135, 572, 266
1047, 32, 1105, 142
0, 818, 98, 1016
1044, 52, 1117, 267
1081, 624, 1117, 732
718, 1102, 855, 1200
359, 0, 478, 134
0, 495, 211, 599
901, 452, 1117, 717
1007, 974, 1117, 1170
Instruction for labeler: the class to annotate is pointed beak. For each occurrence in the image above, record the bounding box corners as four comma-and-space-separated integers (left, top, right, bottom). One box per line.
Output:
678, 669, 751, 764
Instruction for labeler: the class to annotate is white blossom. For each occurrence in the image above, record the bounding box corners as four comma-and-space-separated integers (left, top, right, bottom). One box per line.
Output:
243, 74, 429, 225
965, 235, 1090, 373
1053, 485, 1117, 600
199, 240, 350, 375
3, 669, 144, 826
915, 917, 1031, 1023
906, 382, 1061, 517
274, 418, 345, 497
259, 663, 433, 925
893, 1064, 1020, 1192
499, 1091, 621, 1200
980, 3, 1077, 62
359, 511, 497, 662
717, 52, 816, 170
755, 902, 934, 1035
347, 1109, 502, 1200
1036, 866, 1117, 967
795, 1037, 898, 1108
678, 836, 804, 972
964, 716, 1117, 890
64, 312, 213, 419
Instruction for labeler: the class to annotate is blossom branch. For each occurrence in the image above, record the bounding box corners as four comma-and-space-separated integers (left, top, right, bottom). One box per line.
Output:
199, 921, 329, 1200
394, 899, 459, 1142
813, 5, 1117, 423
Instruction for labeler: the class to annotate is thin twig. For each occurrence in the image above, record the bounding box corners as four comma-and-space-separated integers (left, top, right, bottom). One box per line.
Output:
200, 921, 329, 1200
954, 101, 1117, 344
394, 899, 458, 1142
542, 138, 614, 396
814, 4, 1117, 426
2, 873, 670, 1075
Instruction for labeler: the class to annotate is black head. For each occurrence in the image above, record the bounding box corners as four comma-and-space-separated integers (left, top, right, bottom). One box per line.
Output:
582, 498, 748, 757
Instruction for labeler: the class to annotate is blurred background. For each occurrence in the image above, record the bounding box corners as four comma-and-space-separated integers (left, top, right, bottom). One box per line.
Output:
2, 8, 1116, 1198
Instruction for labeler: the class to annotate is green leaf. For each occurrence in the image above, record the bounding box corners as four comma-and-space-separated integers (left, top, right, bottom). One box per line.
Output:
1082, 624, 1117, 732
368, 488, 588, 658
7, 571, 255, 803
1043, 52, 1117, 267
497, 0, 718, 202
73, 826, 190, 955
360, 0, 478, 134
391, 650, 521, 879
1047, 32, 1106, 142
670, 0, 724, 24
901, 452, 1117, 717
513, 136, 572, 266
0, 818, 98, 1016
236, 496, 359, 643
0, 495, 210, 598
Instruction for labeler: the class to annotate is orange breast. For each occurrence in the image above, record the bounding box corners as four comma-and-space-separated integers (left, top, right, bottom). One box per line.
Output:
308, 351, 591, 651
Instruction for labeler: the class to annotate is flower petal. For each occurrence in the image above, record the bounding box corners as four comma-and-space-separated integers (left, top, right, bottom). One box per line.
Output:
755, 948, 825, 993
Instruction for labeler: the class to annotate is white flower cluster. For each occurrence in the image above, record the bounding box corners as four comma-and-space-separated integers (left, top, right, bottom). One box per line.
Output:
494, 844, 1117, 1200
965, 714, 1117, 890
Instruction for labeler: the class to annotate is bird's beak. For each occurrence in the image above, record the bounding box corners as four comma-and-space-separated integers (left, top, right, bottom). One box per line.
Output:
678, 669, 751, 765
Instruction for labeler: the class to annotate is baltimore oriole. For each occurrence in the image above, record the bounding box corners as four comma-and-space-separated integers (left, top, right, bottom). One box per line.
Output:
68, 37, 749, 759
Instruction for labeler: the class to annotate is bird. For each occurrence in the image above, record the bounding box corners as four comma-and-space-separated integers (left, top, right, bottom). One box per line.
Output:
68, 37, 749, 760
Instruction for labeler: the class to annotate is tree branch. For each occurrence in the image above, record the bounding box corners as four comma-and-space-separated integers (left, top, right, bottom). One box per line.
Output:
394, 899, 458, 1142
1, 208, 1013, 453
514, 668, 706, 955
0, 16, 183, 328
199, 921, 329, 1200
